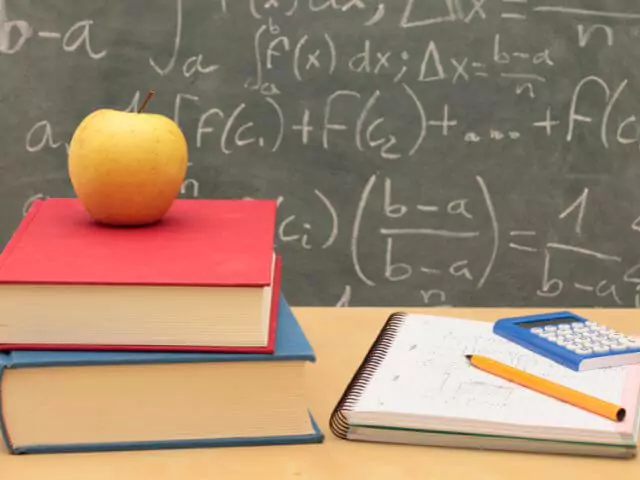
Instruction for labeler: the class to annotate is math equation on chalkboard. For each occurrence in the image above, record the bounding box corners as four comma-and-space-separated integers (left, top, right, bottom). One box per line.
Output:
2, 0, 640, 307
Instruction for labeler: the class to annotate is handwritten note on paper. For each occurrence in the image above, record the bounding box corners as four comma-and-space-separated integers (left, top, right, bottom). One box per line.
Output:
4, 1, 640, 307
353, 315, 636, 433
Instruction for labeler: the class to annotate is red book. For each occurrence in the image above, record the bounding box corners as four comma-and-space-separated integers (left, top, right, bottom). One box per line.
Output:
0, 198, 281, 353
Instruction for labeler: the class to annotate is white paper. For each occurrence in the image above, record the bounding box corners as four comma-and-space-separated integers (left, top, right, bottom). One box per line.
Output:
354, 314, 638, 433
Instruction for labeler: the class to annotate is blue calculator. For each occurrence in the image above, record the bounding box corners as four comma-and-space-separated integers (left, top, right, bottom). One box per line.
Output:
493, 311, 640, 371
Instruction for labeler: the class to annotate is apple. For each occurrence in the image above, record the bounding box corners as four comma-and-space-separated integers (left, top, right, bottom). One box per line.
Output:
67, 91, 188, 226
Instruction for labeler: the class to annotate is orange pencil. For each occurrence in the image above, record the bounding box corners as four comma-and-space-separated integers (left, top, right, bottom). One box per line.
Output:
465, 354, 626, 422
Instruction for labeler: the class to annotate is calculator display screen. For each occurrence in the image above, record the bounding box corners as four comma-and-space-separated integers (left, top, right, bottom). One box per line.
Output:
515, 317, 577, 329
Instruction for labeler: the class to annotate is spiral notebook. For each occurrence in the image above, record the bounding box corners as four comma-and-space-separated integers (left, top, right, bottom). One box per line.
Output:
330, 313, 640, 458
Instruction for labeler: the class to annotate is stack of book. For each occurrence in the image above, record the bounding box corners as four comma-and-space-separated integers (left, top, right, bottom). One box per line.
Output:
0, 198, 323, 454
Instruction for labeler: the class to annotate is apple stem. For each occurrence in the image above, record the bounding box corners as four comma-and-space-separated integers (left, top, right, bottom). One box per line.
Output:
138, 90, 155, 113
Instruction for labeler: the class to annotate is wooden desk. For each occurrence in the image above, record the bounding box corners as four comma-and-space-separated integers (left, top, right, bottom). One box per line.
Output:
2, 307, 639, 480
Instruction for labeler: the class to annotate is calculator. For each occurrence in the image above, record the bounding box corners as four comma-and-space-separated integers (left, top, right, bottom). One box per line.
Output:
493, 311, 640, 371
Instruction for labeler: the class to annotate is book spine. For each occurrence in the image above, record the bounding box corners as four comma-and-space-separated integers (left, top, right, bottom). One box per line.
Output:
0, 356, 17, 453
329, 312, 406, 440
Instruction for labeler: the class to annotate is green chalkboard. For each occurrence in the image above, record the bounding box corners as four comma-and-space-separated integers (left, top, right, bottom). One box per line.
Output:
2, 0, 640, 307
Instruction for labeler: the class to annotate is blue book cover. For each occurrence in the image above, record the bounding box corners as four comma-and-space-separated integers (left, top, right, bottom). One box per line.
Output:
0, 296, 324, 454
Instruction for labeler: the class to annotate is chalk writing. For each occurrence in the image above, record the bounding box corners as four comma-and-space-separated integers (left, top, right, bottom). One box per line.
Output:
2, 0, 640, 308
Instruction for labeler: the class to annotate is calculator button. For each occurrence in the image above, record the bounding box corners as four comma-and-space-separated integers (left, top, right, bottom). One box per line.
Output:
575, 347, 593, 355
558, 324, 571, 331
546, 335, 558, 342
544, 326, 558, 332
606, 333, 623, 340
531, 327, 544, 334
566, 343, 581, 351
571, 322, 585, 329
611, 343, 628, 351
556, 339, 571, 347
593, 346, 610, 354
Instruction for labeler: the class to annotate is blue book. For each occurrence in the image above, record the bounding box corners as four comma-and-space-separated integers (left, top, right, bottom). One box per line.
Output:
0, 296, 324, 454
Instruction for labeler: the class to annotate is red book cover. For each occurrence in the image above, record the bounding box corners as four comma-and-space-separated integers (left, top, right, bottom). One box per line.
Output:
0, 197, 281, 353
0, 197, 277, 286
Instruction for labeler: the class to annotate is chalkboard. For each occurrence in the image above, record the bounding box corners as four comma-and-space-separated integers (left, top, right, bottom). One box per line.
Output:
2, 0, 640, 308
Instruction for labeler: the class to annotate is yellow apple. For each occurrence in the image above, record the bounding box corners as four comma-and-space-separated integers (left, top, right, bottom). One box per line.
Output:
67, 101, 188, 226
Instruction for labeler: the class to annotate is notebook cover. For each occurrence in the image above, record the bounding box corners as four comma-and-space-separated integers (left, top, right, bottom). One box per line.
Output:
0, 256, 282, 354
329, 312, 640, 448
0, 197, 277, 286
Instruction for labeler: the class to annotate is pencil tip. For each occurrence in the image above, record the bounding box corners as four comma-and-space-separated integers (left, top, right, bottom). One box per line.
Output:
465, 354, 472, 360
617, 408, 626, 422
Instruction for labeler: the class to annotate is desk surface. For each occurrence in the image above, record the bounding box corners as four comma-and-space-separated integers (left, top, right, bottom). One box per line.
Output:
2, 307, 640, 480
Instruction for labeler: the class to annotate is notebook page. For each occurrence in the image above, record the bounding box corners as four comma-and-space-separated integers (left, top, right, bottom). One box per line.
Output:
353, 314, 640, 433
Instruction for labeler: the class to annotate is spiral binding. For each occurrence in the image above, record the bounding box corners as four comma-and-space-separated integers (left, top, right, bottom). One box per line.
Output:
329, 312, 407, 439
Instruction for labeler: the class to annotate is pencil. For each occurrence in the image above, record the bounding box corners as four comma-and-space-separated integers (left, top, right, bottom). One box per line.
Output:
465, 354, 626, 422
